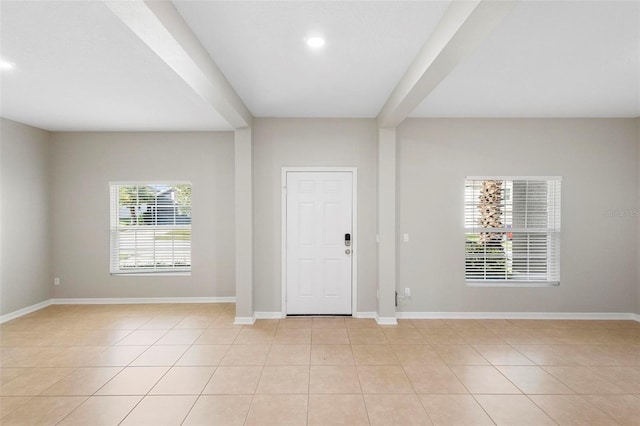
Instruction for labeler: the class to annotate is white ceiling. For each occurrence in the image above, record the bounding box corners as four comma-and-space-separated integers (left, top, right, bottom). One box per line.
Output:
0, 1, 638, 132
174, 1, 450, 118
0, 1, 232, 131
411, 0, 640, 118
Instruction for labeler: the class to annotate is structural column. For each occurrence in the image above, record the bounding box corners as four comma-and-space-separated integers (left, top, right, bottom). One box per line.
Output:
234, 127, 254, 324
377, 128, 398, 324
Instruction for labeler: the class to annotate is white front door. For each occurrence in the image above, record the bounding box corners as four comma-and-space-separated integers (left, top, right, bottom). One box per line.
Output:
285, 171, 353, 315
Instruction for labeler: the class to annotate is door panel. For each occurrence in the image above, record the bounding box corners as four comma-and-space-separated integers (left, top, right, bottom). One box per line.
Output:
286, 172, 352, 315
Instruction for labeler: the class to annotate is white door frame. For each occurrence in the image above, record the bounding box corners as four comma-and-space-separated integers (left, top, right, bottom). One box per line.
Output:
281, 167, 358, 317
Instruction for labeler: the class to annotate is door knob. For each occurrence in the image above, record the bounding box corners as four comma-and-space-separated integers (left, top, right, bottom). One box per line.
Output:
345, 249, 351, 254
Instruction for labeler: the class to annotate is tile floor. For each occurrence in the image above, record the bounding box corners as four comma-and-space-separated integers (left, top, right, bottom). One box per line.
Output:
0, 304, 639, 425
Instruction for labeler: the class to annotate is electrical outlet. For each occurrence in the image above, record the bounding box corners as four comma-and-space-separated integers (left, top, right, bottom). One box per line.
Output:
403, 233, 409, 242
54, 277, 60, 286
404, 287, 410, 297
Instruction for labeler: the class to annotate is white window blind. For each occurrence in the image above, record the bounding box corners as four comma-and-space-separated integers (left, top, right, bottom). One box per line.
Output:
464, 177, 561, 284
110, 183, 192, 274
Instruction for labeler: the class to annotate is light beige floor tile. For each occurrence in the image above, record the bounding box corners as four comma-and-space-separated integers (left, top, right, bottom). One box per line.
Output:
183, 395, 252, 426
312, 328, 350, 344
273, 328, 312, 344
308, 394, 369, 426
256, 365, 309, 394
174, 316, 214, 330
95, 366, 169, 395
84, 345, 148, 366
450, 365, 521, 394
543, 366, 627, 394
364, 394, 433, 426
57, 395, 141, 426
312, 317, 346, 329
419, 329, 467, 344
266, 344, 311, 365
512, 344, 581, 365
345, 318, 379, 329
130, 345, 189, 366
40, 367, 122, 396
497, 365, 574, 394
0, 396, 33, 419
352, 344, 399, 365
348, 328, 388, 344
357, 365, 414, 394
434, 344, 490, 365
0, 368, 25, 385
245, 394, 308, 426
404, 365, 468, 394
585, 394, 640, 425
115, 329, 167, 346
0, 367, 74, 396
33, 346, 107, 368
392, 344, 445, 366
383, 328, 426, 344
410, 319, 450, 329
1, 396, 86, 426
234, 328, 276, 345
202, 365, 262, 394
457, 329, 505, 345
420, 394, 493, 426
472, 344, 535, 365
592, 366, 640, 394
310, 344, 354, 365
150, 366, 215, 395
278, 318, 313, 329
0, 347, 49, 368
475, 394, 556, 425
251, 319, 281, 329
195, 328, 241, 344
154, 329, 204, 345
138, 317, 184, 330
530, 395, 618, 425
309, 365, 362, 393
443, 320, 486, 330
175, 344, 229, 366
220, 344, 270, 365
120, 395, 196, 426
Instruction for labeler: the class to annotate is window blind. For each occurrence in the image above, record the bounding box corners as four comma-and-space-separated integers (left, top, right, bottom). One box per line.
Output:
109, 183, 192, 274
464, 177, 561, 284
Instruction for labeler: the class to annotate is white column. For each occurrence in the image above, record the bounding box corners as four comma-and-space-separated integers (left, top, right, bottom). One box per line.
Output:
234, 127, 254, 324
377, 127, 398, 324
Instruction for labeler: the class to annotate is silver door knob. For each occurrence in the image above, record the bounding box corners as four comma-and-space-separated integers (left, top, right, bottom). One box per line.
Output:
345, 249, 351, 254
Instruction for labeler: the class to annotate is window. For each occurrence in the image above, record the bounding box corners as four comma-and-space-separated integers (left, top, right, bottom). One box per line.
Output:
464, 177, 561, 285
110, 182, 192, 274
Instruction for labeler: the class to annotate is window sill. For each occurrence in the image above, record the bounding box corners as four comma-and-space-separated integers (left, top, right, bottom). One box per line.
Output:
466, 281, 559, 288
110, 272, 191, 277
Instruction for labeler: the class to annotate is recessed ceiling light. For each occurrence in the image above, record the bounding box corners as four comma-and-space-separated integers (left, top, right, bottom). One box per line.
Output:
0, 60, 15, 70
306, 36, 325, 49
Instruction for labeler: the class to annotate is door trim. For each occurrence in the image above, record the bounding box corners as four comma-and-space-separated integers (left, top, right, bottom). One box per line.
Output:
281, 167, 358, 317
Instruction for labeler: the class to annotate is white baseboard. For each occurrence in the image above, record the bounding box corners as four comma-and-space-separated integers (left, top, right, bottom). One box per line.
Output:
354, 312, 376, 319
255, 312, 285, 319
375, 315, 398, 325
51, 297, 236, 305
396, 311, 639, 321
0, 299, 53, 324
233, 316, 256, 325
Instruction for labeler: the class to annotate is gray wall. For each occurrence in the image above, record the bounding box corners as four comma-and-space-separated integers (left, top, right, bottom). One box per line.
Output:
637, 117, 640, 315
50, 131, 235, 299
252, 118, 378, 313
397, 118, 638, 313
0, 118, 52, 315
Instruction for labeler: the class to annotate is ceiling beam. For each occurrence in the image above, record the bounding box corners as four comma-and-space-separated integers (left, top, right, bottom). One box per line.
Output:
105, 0, 253, 129
377, 0, 517, 128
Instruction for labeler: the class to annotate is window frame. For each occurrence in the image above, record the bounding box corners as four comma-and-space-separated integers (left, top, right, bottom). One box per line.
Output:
464, 176, 561, 287
109, 181, 192, 276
